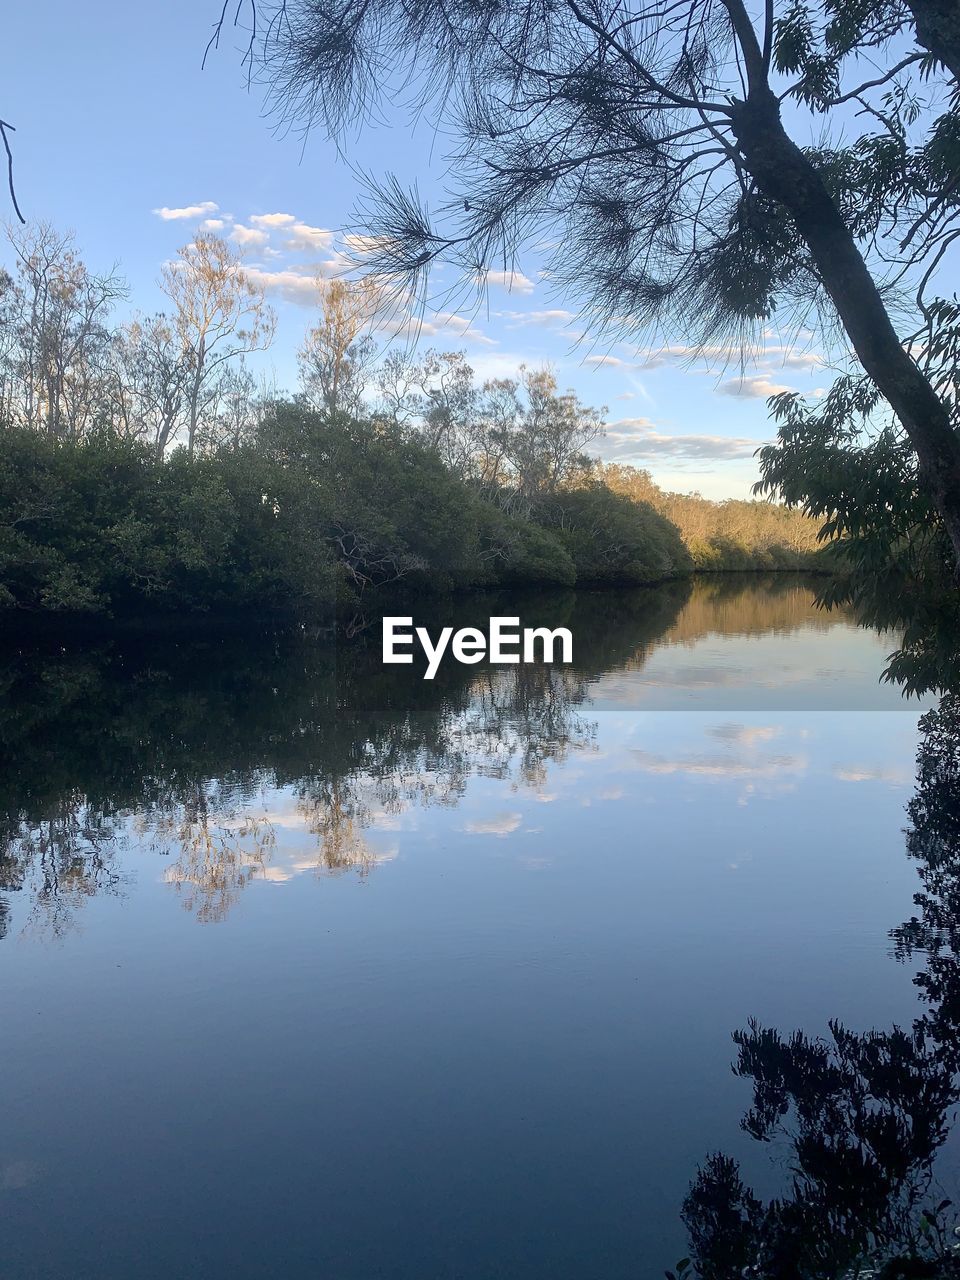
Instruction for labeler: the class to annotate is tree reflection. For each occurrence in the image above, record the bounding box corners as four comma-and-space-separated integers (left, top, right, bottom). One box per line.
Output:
678, 695, 960, 1278
0, 582, 691, 931
0, 802, 124, 937
820, 571, 960, 698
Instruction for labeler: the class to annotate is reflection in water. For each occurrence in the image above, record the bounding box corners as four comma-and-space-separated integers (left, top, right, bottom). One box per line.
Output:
0, 575, 873, 933
679, 696, 960, 1278
0, 574, 941, 1280
1, 584, 691, 931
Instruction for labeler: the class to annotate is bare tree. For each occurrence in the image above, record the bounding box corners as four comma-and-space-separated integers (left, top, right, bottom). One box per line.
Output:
376, 347, 603, 501
219, 0, 960, 573
2, 223, 126, 438
298, 275, 380, 416
375, 347, 479, 470
160, 232, 275, 458
108, 313, 192, 456
206, 358, 261, 451
505, 368, 606, 503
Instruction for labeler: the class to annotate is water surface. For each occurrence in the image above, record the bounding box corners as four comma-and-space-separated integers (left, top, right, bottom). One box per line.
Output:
0, 577, 935, 1277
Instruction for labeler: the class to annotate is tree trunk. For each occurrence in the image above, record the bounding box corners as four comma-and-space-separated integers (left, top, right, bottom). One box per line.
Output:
907, 0, 960, 84
731, 86, 960, 574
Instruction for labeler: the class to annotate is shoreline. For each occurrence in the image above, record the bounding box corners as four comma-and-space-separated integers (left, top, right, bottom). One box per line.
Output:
0, 568, 837, 645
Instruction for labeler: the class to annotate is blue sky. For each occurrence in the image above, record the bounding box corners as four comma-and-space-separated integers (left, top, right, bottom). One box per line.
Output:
3, 0, 832, 499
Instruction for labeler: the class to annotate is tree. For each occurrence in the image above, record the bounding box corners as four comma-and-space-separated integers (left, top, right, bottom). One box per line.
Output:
108, 313, 192, 456
677, 693, 960, 1278
376, 352, 603, 503
375, 347, 482, 472
1, 222, 126, 439
221, 0, 960, 574
160, 232, 275, 458
298, 275, 380, 416
507, 367, 605, 502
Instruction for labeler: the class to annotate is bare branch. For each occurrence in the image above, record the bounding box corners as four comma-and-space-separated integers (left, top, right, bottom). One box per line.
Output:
0, 120, 26, 224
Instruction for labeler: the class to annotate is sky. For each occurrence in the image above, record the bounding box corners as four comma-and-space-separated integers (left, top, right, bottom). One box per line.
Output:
2, 0, 832, 499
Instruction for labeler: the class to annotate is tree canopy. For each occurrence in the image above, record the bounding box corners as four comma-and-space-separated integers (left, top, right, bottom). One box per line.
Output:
214, 0, 960, 576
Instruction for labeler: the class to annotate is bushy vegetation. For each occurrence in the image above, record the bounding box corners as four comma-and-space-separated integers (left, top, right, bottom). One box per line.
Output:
601, 463, 824, 571
0, 426, 338, 616
0, 221, 834, 622
0, 408, 692, 618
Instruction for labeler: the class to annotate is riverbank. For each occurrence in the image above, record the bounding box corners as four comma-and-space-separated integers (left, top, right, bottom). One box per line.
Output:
0, 410, 826, 625
0, 568, 841, 645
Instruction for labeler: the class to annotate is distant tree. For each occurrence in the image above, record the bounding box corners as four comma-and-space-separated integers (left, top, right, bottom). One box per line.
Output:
206, 358, 261, 451
298, 276, 380, 416
220, 0, 960, 575
679, 692, 960, 1278
376, 351, 603, 502
376, 347, 481, 472
109, 313, 191, 456
601, 462, 823, 568
508, 367, 605, 503
0, 223, 126, 439
160, 233, 275, 458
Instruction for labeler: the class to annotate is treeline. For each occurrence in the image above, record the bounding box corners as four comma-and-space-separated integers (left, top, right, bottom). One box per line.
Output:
0, 410, 694, 617
602, 464, 823, 571
0, 222, 824, 620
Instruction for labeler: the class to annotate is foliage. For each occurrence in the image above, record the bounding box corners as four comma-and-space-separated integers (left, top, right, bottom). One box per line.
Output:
0, 583, 694, 930
298, 276, 380, 416
753, 343, 960, 691
541, 481, 692, 584
219, 0, 960, 570
602, 463, 824, 570
678, 692, 960, 1278
0, 426, 338, 617
159, 232, 276, 458
0, 220, 832, 619
0, 401, 694, 619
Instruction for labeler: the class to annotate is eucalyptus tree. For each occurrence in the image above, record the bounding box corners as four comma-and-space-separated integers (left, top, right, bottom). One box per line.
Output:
298, 275, 380, 416
215, 0, 960, 572
109, 313, 192, 456
160, 232, 276, 459
1, 222, 125, 439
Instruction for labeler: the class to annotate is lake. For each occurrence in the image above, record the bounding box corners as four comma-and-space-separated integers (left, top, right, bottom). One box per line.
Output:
0, 576, 948, 1277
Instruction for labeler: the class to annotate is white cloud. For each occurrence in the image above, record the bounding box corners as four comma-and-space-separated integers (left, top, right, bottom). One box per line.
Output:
465, 812, 523, 837
500, 308, 576, 328
249, 212, 297, 229
781, 351, 823, 370
639, 342, 743, 369
718, 375, 794, 399
285, 222, 336, 252
629, 749, 805, 781
342, 233, 394, 255
380, 309, 495, 347
244, 266, 319, 305
639, 342, 822, 379
708, 724, 782, 746
585, 354, 634, 369
601, 418, 763, 462
153, 201, 219, 221
200, 218, 225, 231
833, 765, 908, 784
476, 269, 535, 294
230, 225, 270, 248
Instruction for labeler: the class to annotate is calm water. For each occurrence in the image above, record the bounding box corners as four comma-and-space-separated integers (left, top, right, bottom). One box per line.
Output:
0, 577, 945, 1277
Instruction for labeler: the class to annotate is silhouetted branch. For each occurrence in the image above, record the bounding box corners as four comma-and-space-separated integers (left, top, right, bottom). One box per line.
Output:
0, 119, 25, 224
